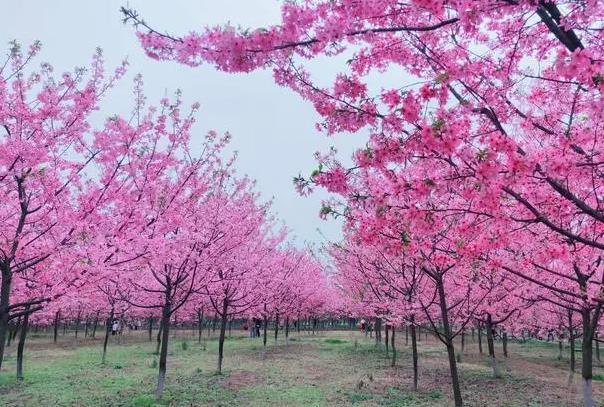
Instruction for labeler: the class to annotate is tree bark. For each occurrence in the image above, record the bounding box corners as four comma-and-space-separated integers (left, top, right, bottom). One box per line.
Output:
385, 324, 389, 354
274, 312, 279, 345
155, 321, 163, 355
74, 311, 81, 338
502, 331, 508, 358
411, 319, 418, 391
262, 314, 268, 358
285, 317, 290, 347
101, 308, 114, 364
0, 269, 12, 370
91, 311, 99, 338
391, 325, 396, 367
217, 299, 228, 374
569, 309, 576, 374
581, 308, 596, 407
155, 304, 171, 398
197, 310, 204, 344
16, 305, 30, 380
486, 314, 502, 378
53, 310, 60, 344
436, 274, 463, 407
478, 325, 483, 355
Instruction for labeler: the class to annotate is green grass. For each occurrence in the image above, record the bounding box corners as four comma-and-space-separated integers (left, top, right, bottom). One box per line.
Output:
0, 330, 599, 406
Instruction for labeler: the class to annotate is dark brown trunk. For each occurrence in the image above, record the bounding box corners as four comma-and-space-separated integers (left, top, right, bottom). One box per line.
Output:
502, 331, 508, 358
91, 311, 99, 338
101, 308, 114, 364
411, 318, 418, 391
569, 309, 576, 373
148, 316, 154, 342
436, 274, 463, 407
391, 325, 396, 367
16, 305, 30, 380
0, 269, 12, 370
197, 310, 204, 344
53, 310, 60, 343
385, 324, 389, 354
155, 303, 171, 397
581, 308, 596, 407
274, 312, 279, 345
486, 314, 502, 378
263, 315, 268, 348
217, 299, 228, 374
74, 311, 81, 338
478, 325, 483, 354
155, 320, 163, 355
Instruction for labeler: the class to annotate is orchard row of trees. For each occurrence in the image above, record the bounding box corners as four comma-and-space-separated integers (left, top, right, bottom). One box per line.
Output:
123, 1, 604, 406
0, 42, 336, 397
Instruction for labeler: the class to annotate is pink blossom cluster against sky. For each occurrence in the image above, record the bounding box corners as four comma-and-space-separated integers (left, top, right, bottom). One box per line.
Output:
0, 0, 382, 245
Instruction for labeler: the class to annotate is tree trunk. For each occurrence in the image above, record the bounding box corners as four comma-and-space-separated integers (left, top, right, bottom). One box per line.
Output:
411, 319, 418, 391
569, 310, 576, 374
91, 311, 99, 338
155, 304, 171, 398
285, 317, 290, 347
262, 314, 268, 358
596, 333, 601, 364
217, 299, 229, 374
391, 325, 396, 367
74, 311, 81, 338
581, 308, 596, 407
101, 309, 114, 364
502, 331, 508, 358
458, 329, 465, 363
0, 270, 12, 370
155, 321, 163, 355
148, 316, 154, 342
405, 325, 409, 346
385, 324, 389, 354
84, 318, 90, 338
6, 319, 16, 347
478, 325, 483, 355
274, 312, 279, 345
436, 274, 463, 407
197, 310, 204, 344
53, 310, 60, 344
486, 314, 502, 378
16, 305, 30, 380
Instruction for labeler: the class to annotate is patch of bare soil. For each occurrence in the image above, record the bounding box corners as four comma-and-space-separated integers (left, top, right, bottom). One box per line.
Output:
222, 370, 264, 390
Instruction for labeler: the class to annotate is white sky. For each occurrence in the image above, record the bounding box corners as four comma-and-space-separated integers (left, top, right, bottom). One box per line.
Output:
2, 0, 366, 246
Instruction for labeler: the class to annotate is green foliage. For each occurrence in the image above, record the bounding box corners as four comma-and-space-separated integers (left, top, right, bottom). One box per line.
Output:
180, 341, 188, 351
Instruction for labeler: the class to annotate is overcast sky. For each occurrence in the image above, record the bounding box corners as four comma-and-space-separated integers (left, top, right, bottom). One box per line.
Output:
2, 1, 366, 246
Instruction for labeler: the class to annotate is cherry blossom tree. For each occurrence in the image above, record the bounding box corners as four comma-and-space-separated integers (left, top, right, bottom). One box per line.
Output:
124, 2, 604, 404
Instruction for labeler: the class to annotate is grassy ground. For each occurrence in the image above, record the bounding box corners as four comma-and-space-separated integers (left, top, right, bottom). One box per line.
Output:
0, 328, 602, 406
